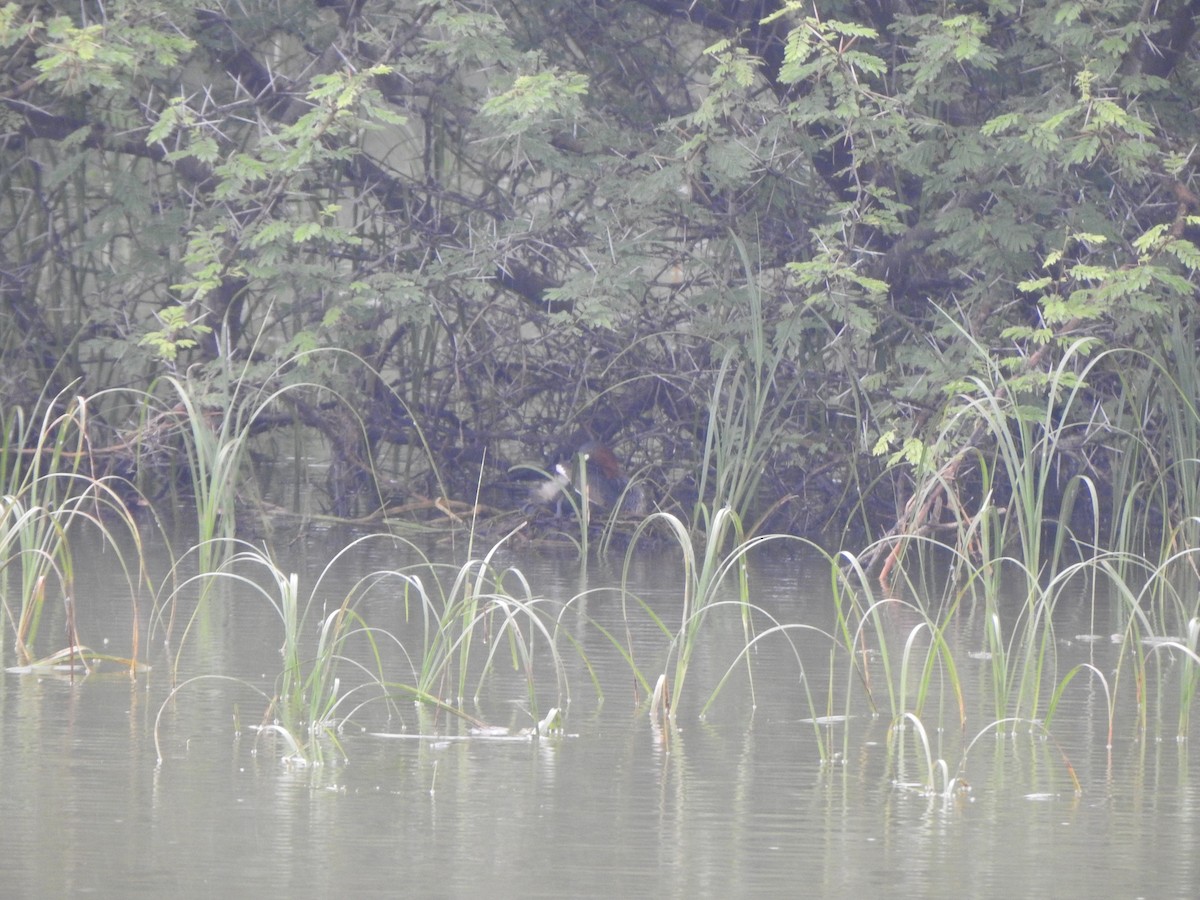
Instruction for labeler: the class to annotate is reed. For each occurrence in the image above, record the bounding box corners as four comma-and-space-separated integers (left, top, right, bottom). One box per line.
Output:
0, 392, 148, 674
831, 541, 964, 721
1175, 616, 1200, 739
828, 537, 975, 772
155, 343, 452, 576
2, 398, 76, 655
137, 312, 1200, 775
965, 334, 1102, 582
159, 538, 407, 764
856, 324, 1146, 741
1110, 546, 1200, 740
161, 377, 241, 573
156, 516, 585, 765
693, 236, 796, 530
836, 527, 1200, 779
549, 582, 659, 710
1099, 340, 1200, 589
887, 712, 968, 798
621, 506, 771, 720
406, 527, 570, 722
155, 360, 284, 576
1154, 315, 1200, 553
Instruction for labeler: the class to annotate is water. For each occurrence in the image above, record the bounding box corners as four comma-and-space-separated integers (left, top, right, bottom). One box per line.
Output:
1, 526, 1198, 898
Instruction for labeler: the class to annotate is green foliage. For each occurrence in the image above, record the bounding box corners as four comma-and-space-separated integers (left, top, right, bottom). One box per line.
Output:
140, 305, 212, 363
479, 67, 588, 132
32, 11, 193, 94
2, 0, 1200, 548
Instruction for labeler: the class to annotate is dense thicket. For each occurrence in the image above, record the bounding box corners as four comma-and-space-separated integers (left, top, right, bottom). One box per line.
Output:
3, 1, 1200, 544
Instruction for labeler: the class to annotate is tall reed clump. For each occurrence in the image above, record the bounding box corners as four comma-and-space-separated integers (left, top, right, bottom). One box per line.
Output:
625, 506, 771, 723
155, 530, 575, 765
955, 332, 1200, 733
404, 526, 570, 725
0, 391, 148, 674
693, 235, 796, 533
1098, 547, 1200, 742
1138, 314, 1200, 555
156, 539, 398, 765
912, 324, 1103, 586
868, 320, 1117, 723
153, 346, 451, 578
1103, 319, 1200, 602
154, 364, 273, 576
150, 332, 346, 575
830, 544, 1097, 796
861, 308, 1200, 747
827, 539, 970, 768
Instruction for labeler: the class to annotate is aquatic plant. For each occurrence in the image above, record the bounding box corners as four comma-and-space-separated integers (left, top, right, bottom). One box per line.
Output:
152, 329, 311, 574
156, 528, 576, 765
828, 523, 1200, 792
838, 305, 1200, 757
404, 525, 571, 722
156, 538, 403, 765
157, 373, 252, 575
693, 236, 797, 532
142, 314, 1200, 775
0, 391, 148, 674
873, 318, 1107, 593
151, 341, 458, 576
620, 505, 779, 722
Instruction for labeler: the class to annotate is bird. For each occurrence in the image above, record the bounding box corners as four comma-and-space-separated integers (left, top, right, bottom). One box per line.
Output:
533, 440, 646, 516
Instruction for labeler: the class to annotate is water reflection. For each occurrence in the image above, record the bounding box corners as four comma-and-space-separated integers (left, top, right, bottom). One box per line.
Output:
0, 532, 1197, 897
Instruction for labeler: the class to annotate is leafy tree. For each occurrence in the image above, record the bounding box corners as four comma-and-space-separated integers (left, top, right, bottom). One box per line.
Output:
3, 0, 1199, 543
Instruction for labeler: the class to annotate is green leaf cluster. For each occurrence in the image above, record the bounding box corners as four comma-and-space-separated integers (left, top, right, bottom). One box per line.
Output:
4, 0, 1200, 536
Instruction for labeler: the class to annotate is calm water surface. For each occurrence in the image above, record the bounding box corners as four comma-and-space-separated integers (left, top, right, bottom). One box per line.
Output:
1, 525, 1197, 898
